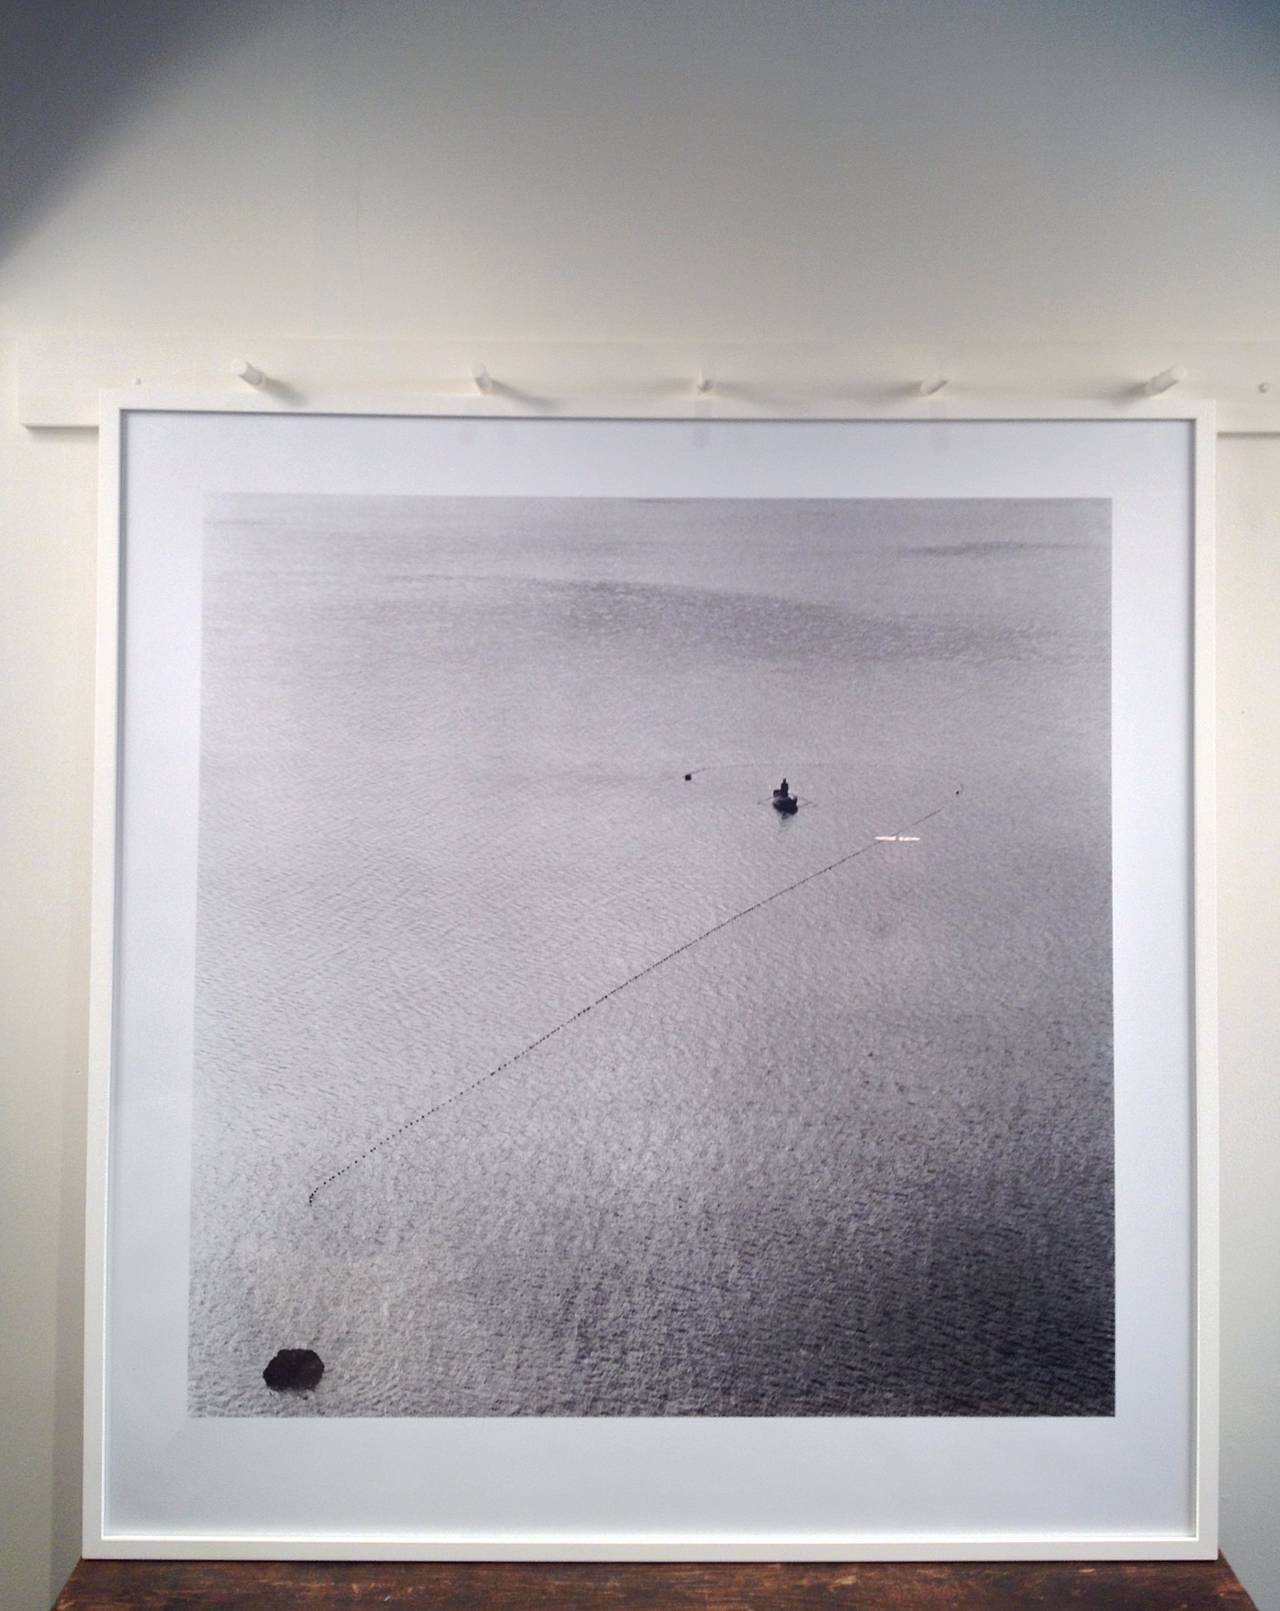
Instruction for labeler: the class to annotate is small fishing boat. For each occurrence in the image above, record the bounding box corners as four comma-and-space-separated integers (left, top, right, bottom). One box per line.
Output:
771, 779, 799, 816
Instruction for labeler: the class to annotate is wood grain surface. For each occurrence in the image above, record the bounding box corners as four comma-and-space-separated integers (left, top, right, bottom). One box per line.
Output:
54, 1556, 1256, 1610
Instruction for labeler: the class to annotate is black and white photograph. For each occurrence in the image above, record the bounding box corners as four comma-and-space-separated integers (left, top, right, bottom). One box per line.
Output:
17, 0, 1261, 1592
188, 490, 1114, 1420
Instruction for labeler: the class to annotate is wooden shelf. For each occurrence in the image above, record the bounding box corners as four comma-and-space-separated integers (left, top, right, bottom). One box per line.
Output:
54, 1555, 1256, 1609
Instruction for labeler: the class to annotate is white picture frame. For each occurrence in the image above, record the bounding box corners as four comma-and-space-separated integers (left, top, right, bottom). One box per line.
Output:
86, 397, 1217, 1559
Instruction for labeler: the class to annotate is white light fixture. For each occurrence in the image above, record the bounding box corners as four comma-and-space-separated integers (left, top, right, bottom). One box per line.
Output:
1143, 365, 1187, 397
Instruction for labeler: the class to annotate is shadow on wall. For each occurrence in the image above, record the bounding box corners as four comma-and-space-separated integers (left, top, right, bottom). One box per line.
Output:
0, 0, 282, 260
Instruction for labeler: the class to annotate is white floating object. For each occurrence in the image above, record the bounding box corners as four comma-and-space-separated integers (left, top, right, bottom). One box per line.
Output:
236, 360, 266, 389
472, 363, 494, 395
694, 370, 714, 396
875, 834, 920, 843
1143, 365, 1186, 396
919, 377, 949, 397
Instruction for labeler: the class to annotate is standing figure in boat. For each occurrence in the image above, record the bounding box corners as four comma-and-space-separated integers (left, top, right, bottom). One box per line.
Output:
771, 777, 799, 815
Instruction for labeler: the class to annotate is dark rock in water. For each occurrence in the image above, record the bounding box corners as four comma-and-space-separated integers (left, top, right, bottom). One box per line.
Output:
263, 1348, 324, 1392
684, 773, 692, 781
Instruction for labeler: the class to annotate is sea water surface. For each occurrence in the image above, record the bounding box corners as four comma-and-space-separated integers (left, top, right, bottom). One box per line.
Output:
189, 495, 1113, 1417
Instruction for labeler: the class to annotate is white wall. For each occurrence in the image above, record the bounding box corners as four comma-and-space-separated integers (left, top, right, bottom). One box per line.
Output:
1217, 433, 1280, 1611
2, 4, 1277, 1607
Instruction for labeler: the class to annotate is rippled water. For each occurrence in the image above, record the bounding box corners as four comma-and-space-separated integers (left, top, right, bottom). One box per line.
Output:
189, 495, 1113, 1417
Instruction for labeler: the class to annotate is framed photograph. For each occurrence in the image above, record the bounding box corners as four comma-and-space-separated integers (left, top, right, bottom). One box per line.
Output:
86, 400, 1216, 1558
